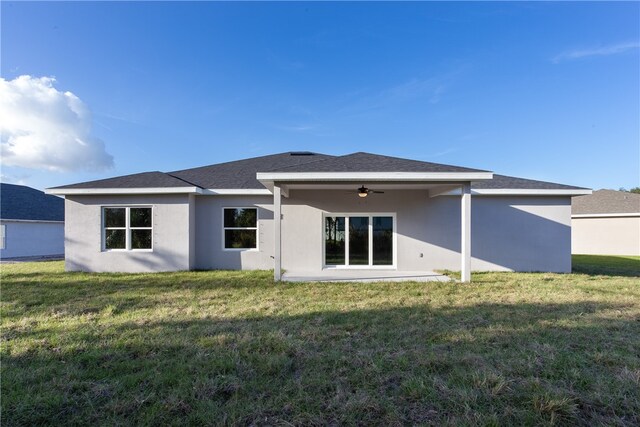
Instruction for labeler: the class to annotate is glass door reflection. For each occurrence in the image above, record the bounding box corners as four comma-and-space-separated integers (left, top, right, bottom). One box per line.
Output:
348, 216, 369, 265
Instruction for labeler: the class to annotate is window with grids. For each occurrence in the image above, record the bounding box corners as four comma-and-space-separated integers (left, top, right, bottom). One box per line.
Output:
223, 208, 257, 250
103, 207, 152, 250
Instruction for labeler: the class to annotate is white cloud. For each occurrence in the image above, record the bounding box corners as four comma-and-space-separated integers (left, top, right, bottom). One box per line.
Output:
0, 75, 114, 172
552, 41, 640, 63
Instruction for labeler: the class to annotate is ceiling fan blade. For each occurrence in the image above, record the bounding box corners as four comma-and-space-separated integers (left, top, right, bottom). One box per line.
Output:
371, 190, 385, 194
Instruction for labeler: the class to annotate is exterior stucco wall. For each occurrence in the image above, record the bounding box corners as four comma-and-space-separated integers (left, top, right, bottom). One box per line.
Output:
189, 195, 197, 269
471, 197, 571, 272
64, 194, 193, 272
0, 220, 64, 258
194, 195, 274, 270
572, 216, 640, 255
280, 191, 572, 273
65, 192, 572, 273
281, 190, 431, 272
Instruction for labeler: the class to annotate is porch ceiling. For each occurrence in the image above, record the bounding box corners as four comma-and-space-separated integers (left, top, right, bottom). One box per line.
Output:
267, 182, 464, 198
275, 182, 460, 190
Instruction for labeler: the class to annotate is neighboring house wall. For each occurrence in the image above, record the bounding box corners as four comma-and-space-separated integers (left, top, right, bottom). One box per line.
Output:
65, 194, 194, 272
0, 220, 64, 258
572, 216, 640, 256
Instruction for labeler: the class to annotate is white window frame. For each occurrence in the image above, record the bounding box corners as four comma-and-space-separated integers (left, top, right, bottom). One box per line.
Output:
102, 206, 153, 252
322, 213, 397, 269
222, 207, 259, 251
0, 224, 5, 250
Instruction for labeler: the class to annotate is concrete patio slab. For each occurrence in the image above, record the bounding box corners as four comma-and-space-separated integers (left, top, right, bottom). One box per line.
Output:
282, 270, 451, 283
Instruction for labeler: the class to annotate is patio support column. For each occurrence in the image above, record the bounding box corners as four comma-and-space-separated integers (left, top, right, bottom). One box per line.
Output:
461, 182, 471, 282
274, 184, 282, 281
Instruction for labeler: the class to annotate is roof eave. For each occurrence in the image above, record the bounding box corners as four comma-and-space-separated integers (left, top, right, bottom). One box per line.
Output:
44, 186, 203, 196
0, 218, 65, 223
257, 171, 494, 185
437, 188, 592, 197
572, 212, 639, 218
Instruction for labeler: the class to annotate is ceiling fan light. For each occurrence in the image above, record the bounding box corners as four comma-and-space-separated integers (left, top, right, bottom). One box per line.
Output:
358, 191, 368, 198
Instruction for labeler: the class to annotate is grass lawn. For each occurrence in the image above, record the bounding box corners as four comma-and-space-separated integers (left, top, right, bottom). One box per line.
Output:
2, 257, 639, 426
572, 254, 640, 277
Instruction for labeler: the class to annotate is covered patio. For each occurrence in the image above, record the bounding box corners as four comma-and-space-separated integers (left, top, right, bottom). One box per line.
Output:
256, 172, 488, 283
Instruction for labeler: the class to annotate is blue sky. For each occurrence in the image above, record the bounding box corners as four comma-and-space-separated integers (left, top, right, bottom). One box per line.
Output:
1, 1, 638, 191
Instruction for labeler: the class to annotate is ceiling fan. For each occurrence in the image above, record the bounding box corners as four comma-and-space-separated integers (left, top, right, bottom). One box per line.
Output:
357, 185, 384, 198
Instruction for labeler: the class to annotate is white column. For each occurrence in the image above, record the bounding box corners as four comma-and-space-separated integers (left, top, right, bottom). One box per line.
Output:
461, 183, 471, 282
274, 185, 282, 281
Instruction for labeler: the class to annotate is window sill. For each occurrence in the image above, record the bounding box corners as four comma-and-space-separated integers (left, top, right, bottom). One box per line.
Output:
323, 265, 397, 270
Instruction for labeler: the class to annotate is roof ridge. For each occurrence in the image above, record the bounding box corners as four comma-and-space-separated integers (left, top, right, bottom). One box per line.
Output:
492, 173, 590, 190
344, 151, 493, 172
260, 152, 339, 172
594, 188, 640, 195
262, 151, 382, 172
169, 151, 330, 174
164, 172, 204, 188
264, 151, 491, 174
1, 182, 31, 189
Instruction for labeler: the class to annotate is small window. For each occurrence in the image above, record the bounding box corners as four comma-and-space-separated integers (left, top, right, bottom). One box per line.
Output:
223, 208, 257, 250
0, 224, 5, 250
103, 207, 152, 251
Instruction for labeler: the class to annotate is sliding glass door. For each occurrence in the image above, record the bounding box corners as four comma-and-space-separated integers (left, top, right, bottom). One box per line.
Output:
324, 214, 395, 267
325, 217, 345, 265
349, 217, 369, 265
372, 216, 393, 265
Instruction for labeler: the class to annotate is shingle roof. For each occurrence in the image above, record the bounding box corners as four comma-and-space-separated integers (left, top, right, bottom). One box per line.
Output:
472, 174, 588, 190
267, 152, 488, 173
1, 183, 64, 221
572, 189, 640, 215
169, 152, 336, 189
51, 171, 198, 189
48, 151, 587, 192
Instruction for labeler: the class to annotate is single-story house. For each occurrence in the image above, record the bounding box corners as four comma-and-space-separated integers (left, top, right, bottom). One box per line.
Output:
46, 152, 591, 281
572, 189, 640, 256
1, 183, 65, 259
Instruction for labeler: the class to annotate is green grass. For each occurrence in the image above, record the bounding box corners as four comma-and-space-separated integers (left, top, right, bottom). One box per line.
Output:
572, 254, 640, 277
2, 257, 639, 426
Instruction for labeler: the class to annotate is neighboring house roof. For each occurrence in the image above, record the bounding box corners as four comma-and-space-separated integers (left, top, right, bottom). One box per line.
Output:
46, 151, 589, 192
1, 183, 65, 221
572, 189, 640, 215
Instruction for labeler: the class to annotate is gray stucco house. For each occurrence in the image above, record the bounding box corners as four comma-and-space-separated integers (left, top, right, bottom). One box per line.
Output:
46, 152, 590, 281
1, 183, 65, 259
